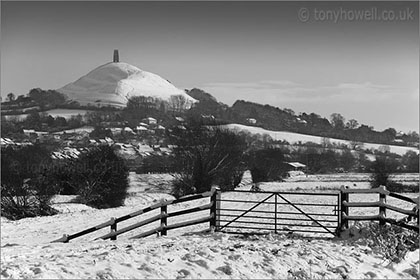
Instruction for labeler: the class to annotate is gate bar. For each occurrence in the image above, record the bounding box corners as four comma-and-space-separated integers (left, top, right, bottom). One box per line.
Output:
219, 193, 275, 231
219, 219, 337, 228
225, 190, 339, 196
220, 208, 338, 217
221, 225, 336, 234
276, 193, 335, 235
219, 199, 337, 206
219, 214, 337, 223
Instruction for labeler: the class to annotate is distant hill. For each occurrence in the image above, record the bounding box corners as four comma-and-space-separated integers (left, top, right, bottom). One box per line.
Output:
185, 88, 230, 119
183, 90, 418, 148
230, 100, 300, 130
186, 88, 218, 103
57, 62, 196, 109
221, 123, 419, 156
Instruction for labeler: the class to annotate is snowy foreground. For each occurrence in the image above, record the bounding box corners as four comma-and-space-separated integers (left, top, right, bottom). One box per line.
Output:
1, 219, 419, 279
1, 174, 419, 279
1, 229, 419, 279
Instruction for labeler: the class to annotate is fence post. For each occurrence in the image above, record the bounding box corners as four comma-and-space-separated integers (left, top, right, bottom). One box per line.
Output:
161, 199, 167, 236
379, 185, 386, 226
340, 186, 349, 232
54, 234, 69, 243
110, 217, 117, 241
274, 194, 278, 234
336, 192, 341, 236
210, 187, 221, 232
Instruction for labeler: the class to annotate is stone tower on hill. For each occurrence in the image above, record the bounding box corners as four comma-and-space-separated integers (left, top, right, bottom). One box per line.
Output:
113, 50, 119, 63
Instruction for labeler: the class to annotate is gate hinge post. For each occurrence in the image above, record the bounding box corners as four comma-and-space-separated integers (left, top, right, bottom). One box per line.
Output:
210, 187, 221, 232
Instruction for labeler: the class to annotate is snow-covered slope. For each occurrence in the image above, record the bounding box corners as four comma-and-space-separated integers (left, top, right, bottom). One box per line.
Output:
222, 124, 419, 156
57, 62, 196, 108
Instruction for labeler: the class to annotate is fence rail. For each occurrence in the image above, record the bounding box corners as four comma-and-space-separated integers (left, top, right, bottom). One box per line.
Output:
52, 189, 217, 243
339, 186, 419, 233
52, 185, 419, 243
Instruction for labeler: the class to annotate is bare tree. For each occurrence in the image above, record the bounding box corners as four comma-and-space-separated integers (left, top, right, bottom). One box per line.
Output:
321, 137, 332, 148
378, 145, 391, 154
170, 121, 246, 197
330, 113, 345, 129
169, 95, 188, 112
349, 140, 364, 151
283, 108, 295, 116
346, 119, 359, 129
7, 93, 15, 102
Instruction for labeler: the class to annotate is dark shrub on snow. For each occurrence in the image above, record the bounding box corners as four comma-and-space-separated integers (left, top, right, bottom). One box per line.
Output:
1, 145, 58, 220
68, 145, 129, 208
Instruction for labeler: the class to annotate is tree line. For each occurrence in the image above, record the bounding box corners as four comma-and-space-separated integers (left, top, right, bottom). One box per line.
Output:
2, 88, 418, 148
1, 119, 418, 221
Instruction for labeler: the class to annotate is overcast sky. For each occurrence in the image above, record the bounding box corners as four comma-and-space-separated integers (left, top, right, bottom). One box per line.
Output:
1, 1, 419, 133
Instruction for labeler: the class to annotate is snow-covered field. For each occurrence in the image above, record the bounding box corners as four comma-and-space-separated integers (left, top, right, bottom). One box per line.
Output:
44, 109, 90, 119
236, 171, 419, 193
2, 109, 90, 121
2, 114, 29, 121
1, 173, 419, 279
223, 123, 419, 156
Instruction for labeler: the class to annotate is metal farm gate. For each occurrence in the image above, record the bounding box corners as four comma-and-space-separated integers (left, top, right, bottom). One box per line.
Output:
52, 187, 417, 244
216, 190, 340, 237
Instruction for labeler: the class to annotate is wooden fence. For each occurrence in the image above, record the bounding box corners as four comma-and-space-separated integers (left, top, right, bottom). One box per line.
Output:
52, 185, 418, 243
339, 185, 419, 233
52, 187, 220, 243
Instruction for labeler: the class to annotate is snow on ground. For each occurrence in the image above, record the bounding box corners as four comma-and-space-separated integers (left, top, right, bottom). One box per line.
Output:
237, 171, 418, 191
63, 125, 95, 134
128, 173, 175, 194
2, 109, 90, 121
44, 109, 90, 119
223, 123, 419, 156
2, 232, 419, 279
1, 173, 419, 279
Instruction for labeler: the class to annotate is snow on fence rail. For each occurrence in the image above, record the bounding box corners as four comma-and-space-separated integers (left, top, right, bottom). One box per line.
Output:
52, 186, 419, 243
339, 186, 419, 233
52, 188, 218, 243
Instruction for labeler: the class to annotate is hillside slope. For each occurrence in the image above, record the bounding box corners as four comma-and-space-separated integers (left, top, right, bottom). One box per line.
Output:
57, 62, 196, 108
222, 123, 419, 156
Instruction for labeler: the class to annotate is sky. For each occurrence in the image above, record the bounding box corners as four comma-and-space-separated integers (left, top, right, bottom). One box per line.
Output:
1, 1, 419, 133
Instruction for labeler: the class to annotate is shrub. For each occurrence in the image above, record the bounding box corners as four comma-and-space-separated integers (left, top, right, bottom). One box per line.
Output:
140, 154, 179, 174
172, 174, 196, 198
1, 145, 58, 220
67, 146, 129, 208
368, 156, 415, 192
248, 148, 286, 183
369, 156, 397, 188
362, 222, 419, 263
215, 167, 245, 192
169, 121, 246, 198
386, 181, 419, 193
250, 167, 268, 184
401, 151, 419, 173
